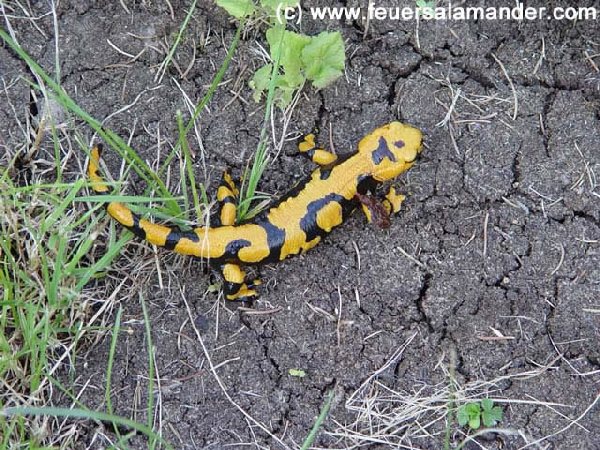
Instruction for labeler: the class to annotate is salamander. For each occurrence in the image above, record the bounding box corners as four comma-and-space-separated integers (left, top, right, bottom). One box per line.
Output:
89, 121, 423, 301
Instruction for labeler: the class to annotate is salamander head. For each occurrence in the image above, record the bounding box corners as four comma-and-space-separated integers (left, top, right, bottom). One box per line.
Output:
358, 121, 423, 181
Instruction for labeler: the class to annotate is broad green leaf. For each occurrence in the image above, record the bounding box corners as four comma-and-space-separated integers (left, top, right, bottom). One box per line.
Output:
301, 31, 345, 89
457, 406, 469, 426
249, 63, 273, 102
469, 415, 481, 429
261, 0, 298, 10
267, 26, 311, 88
274, 78, 295, 107
416, 0, 436, 18
490, 406, 503, 422
216, 0, 255, 18
309, 65, 343, 89
465, 402, 480, 416
458, 402, 482, 429
482, 405, 503, 427
481, 398, 493, 411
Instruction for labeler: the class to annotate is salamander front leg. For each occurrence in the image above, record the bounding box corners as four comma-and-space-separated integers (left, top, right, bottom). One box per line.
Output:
383, 186, 405, 215
298, 134, 338, 166
220, 263, 262, 301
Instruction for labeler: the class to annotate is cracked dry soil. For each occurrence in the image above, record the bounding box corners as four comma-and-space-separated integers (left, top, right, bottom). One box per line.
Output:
2, 0, 599, 449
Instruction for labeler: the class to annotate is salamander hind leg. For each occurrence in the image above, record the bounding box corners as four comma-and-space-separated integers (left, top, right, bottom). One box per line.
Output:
298, 134, 337, 166
220, 263, 262, 301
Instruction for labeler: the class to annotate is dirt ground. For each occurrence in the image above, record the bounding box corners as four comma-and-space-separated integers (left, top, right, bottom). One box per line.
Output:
2, 0, 600, 449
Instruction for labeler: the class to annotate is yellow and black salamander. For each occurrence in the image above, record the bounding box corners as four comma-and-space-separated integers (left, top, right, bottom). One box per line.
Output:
89, 121, 422, 301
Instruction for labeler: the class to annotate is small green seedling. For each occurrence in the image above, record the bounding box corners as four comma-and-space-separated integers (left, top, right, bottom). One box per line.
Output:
457, 399, 503, 430
216, 0, 345, 109
416, 0, 436, 18
288, 368, 306, 378
250, 27, 344, 108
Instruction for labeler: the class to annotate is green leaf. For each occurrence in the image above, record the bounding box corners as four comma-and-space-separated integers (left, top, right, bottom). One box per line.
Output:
482, 405, 503, 427
465, 402, 480, 417
457, 406, 469, 426
261, 0, 298, 10
249, 63, 273, 102
250, 25, 346, 109
468, 415, 481, 429
267, 26, 311, 88
301, 31, 345, 89
415, 0, 436, 18
273, 79, 295, 108
458, 402, 482, 429
216, 0, 255, 18
288, 368, 306, 377
481, 398, 494, 411
491, 406, 503, 421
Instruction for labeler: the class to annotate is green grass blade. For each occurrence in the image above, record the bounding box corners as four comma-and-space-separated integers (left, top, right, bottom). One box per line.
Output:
1, 406, 173, 450
0, 28, 171, 200
64, 225, 101, 275
155, 0, 197, 83
140, 294, 156, 449
176, 111, 191, 220
42, 179, 84, 233
74, 232, 131, 291
300, 389, 334, 450
156, 16, 246, 185
47, 234, 67, 306
237, 24, 285, 221
105, 306, 122, 440
182, 17, 245, 140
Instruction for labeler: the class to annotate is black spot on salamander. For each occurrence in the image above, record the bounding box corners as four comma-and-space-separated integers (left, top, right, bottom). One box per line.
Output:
220, 196, 236, 204
209, 215, 222, 228
164, 227, 200, 251
371, 136, 397, 165
164, 228, 183, 250
394, 140, 405, 149
224, 239, 252, 258
269, 174, 312, 206
317, 153, 352, 181
223, 279, 242, 293
260, 220, 286, 262
300, 193, 347, 241
357, 174, 377, 194
131, 215, 147, 240
319, 167, 332, 180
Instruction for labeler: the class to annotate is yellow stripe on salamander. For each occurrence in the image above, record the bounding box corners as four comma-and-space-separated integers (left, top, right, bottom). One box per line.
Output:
89, 146, 110, 193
